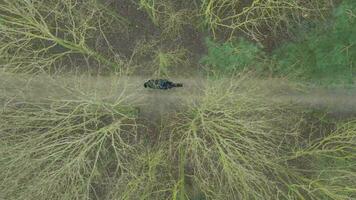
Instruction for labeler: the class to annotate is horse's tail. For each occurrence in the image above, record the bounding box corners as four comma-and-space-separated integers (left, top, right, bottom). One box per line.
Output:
173, 83, 183, 87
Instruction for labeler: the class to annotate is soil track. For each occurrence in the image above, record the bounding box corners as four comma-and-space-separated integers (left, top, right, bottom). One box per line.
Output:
0, 72, 205, 124
1, 72, 356, 120
271, 88, 356, 117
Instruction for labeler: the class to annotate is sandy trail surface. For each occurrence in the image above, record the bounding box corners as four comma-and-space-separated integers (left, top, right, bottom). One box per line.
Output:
1, 72, 356, 119
0, 73, 205, 123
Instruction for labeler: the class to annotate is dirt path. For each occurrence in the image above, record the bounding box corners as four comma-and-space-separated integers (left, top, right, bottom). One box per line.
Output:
1, 72, 356, 119
271, 88, 356, 117
0, 73, 206, 123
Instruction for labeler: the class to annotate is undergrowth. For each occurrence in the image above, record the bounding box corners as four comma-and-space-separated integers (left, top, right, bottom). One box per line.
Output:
201, 0, 355, 85
272, 0, 356, 85
200, 37, 264, 73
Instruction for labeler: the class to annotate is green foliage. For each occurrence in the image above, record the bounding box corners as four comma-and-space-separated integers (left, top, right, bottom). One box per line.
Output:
200, 1, 356, 85
200, 37, 263, 73
272, 0, 356, 84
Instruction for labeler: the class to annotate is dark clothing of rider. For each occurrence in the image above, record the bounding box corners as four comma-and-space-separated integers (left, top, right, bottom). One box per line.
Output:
144, 79, 183, 89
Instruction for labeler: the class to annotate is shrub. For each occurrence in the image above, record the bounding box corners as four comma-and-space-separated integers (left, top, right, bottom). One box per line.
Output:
200, 37, 263, 73
272, 0, 356, 84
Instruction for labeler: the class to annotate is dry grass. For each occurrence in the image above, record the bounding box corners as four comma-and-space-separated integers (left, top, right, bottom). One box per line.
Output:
162, 75, 356, 199
0, 0, 354, 199
163, 75, 299, 199
0, 0, 126, 73
285, 120, 356, 199
153, 47, 189, 78
0, 72, 140, 199
0, 72, 355, 199
199, 0, 334, 40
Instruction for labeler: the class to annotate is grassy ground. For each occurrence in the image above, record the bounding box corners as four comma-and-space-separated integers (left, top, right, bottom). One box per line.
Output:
0, 0, 355, 199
